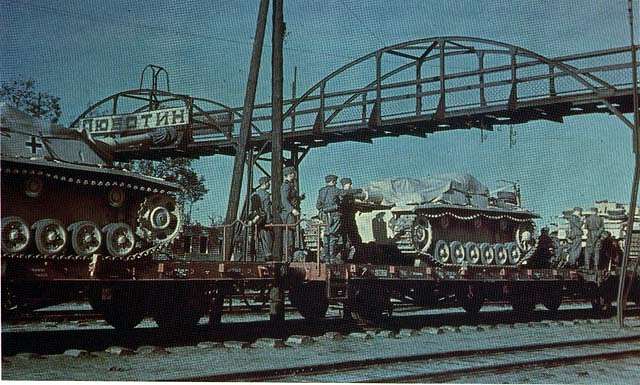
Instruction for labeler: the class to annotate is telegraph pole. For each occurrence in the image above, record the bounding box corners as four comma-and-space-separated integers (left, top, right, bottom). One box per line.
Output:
617, 0, 640, 327
223, 0, 270, 259
269, 0, 286, 323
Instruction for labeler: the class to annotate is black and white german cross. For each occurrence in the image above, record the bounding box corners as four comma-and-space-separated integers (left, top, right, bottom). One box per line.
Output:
25, 135, 43, 155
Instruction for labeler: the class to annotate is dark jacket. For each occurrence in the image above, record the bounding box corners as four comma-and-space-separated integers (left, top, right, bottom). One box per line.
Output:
250, 188, 272, 225
317, 185, 340, 215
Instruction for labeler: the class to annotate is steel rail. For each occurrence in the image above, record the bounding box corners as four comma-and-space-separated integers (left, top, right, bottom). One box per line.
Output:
180, 334, 640, 382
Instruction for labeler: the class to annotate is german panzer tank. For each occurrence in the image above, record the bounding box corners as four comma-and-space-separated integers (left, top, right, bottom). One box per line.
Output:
0, 103, 183, 260
356, 174, 539, 266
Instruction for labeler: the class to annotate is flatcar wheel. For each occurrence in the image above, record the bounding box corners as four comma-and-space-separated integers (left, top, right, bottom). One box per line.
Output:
457, 285, 484, 316
510, 296, 536, 315
350, 286, 389, 324
33, 219, 67, 255
88, 287, 145, 331
434, 240, 451, 264
153, 287, 204, 330
69, 221, 102, 256
449, 241, 466, 264
289, 282, 329, 320
155, 308, 202, 330
542, 287, 563, 312
464, 242, 481, 265
591, 296, 613, 317
479, 243, 495, 265
505, 242, 521, 264
1, 216, 31, 253
103, 223, 135, 258
494, 243, 508, 265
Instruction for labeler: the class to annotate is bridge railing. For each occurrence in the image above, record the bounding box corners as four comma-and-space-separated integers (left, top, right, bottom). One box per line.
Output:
194, 44, 636, 144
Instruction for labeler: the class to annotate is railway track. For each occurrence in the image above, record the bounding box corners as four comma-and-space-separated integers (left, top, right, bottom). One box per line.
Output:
4, 303, 635, 356
185, 335, 640, 382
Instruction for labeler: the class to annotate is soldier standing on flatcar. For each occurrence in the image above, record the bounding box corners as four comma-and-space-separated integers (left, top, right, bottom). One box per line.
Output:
372, 212, 388, 242
281, 166, 304, 258
338, 177, 367, 260
584, 207, 605, 270
316, 174, 341, 262
567, 207, 584, 268
249, 176, 273, 261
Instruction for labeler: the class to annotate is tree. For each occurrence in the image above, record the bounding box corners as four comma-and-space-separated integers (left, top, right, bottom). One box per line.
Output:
131, 158, 208, 222
0, 78, 62, 122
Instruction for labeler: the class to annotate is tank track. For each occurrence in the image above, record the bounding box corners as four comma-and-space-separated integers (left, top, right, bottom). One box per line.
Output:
394, 211, 536, 265
1, 163, 182, 262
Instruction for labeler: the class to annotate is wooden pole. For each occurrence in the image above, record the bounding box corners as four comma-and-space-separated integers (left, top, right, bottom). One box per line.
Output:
223, 0, 270, 260
270, 0, 285, 323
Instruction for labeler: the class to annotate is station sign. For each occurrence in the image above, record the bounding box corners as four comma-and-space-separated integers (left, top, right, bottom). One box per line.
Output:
79, 106, 189, 134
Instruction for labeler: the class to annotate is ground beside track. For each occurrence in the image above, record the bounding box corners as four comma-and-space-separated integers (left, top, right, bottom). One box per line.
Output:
3, 314, 640, 381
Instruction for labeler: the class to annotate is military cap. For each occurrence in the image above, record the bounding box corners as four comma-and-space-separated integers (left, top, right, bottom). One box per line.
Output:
258, 176, 270, 185
340, 177, 352, 185
325, 174, 338, 183
283, 166, 296, 176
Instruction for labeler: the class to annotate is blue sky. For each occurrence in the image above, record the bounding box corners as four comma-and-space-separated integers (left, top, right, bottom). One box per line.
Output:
2, 0, 637, 226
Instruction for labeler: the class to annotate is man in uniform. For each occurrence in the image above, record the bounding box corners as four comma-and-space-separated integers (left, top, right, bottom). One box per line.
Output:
316, 174, 341, 262
281, 166, 304, 258
528, 227, 554, 268
584, 207, 605, 270
338, 177, 367, 259
567, 207, 584, 268
249, 176, 272, 261
372, 212, 388, 242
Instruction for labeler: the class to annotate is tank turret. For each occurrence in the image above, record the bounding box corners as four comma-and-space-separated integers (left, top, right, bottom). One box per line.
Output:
1, 103, 183, 259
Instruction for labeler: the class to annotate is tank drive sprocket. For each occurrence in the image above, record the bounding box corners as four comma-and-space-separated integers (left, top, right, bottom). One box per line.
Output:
136, 194, 183, 246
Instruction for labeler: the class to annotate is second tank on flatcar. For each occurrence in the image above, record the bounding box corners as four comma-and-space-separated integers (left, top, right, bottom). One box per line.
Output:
356, 174, 539, 266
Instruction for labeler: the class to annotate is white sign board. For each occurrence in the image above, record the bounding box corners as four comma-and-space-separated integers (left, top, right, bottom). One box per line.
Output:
79, 107, 189, 134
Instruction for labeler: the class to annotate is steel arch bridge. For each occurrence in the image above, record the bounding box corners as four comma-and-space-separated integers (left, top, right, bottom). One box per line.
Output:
77, 37, 638, 162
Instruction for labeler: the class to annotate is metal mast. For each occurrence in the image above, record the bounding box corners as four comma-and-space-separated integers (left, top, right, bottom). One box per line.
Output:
617, 0, 640, 327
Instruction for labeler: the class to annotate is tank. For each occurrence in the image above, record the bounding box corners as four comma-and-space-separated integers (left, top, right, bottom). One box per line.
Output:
0, 103, 183, 259
355, 174, 539, 266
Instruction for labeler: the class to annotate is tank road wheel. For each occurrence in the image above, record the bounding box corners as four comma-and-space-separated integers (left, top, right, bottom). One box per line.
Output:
479, 243, 495, 265
411, 216, 433, 253
289, 282, 329, 320
137, 194, 183, 245
33, 219, 67, 255
434, 240, 451, 264
494, 243, 508, 265
69, 221, 102, 256
450, 241, 466, 264
1, 217, 31, 253
464, 242, 481, 265
505, 242, 522, 264
103, 223, 136, 258
457, 285, 484, 316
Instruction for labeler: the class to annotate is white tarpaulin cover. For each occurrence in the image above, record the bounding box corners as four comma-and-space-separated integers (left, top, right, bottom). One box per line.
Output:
363, 173, 490, 208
